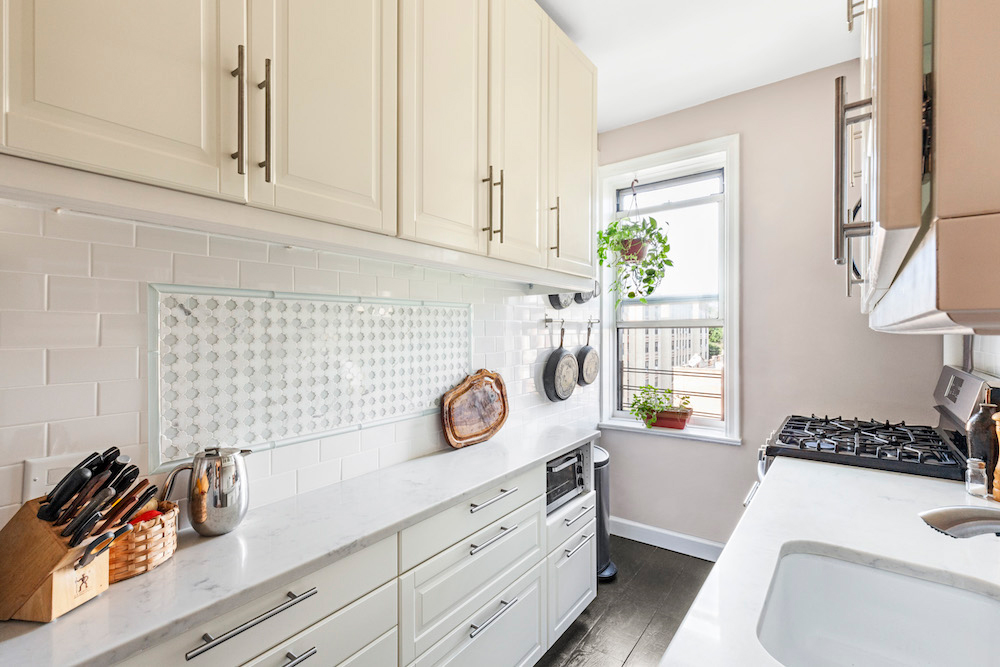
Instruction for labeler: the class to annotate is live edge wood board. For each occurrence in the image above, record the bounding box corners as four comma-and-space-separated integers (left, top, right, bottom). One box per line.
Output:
441, 369, 509, 448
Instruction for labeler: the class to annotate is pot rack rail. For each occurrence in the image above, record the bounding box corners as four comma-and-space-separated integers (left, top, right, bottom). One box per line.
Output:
544, 316, 600, 329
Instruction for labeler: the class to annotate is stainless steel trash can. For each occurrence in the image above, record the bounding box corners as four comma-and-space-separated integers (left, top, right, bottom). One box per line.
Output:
594, 445, 617, 581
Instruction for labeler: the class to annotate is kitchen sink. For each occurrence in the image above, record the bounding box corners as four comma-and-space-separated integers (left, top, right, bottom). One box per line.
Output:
757, 543, 1000, 667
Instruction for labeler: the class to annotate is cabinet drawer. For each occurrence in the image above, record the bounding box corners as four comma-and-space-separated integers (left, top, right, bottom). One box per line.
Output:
410, 561, 547, 667
339, 628, 397, 667
400, 465, 544, 571
243, 580, 396, 667
118, 536, 397, 667
546, 490, 595, 552
547, 519, 597, 646
400, 497, 545, 664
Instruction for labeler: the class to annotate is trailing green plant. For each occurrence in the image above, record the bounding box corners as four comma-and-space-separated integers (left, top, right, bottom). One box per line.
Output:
596, 216, 672, 307
628, 384, 692, 429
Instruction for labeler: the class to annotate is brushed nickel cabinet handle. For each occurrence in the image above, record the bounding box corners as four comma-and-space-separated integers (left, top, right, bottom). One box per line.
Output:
564, 505, 593, 527
230, 45, 245, 175
832, 75, 872, 265
565, 532, 595, 559
496, 168, 505, 243
549, 196, 561, 257
470, 524, 517, 556
185, 587, 317, 660
258, 58, 272, 183
847, 0, 864, 31
469, 597, 518, 639
482, 165, 494, 241
284, 647, 317, 666
469, 486, 517, 514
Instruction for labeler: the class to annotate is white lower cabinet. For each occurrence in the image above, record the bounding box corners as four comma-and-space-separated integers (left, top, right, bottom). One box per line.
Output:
409, 562, 547, 667
243, 580, 397, 667
547, 519, 597, 647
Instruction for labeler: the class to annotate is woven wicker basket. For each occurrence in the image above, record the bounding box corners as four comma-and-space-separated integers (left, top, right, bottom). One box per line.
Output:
109, 501, 178, 584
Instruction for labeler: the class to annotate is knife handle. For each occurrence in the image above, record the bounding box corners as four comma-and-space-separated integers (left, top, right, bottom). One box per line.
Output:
98, 455, 130, 493
76, 523, 132, 570
97, 488, 144, 533
106, 465, 139, 504
62, 487, 115, 537
68, 511, 103, 547
38, 467, 92, 522
55, 470, 111, 526
44, 451, 99, 503
120, 486, 158, 525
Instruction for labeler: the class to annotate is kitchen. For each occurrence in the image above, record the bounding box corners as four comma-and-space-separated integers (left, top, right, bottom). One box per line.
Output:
0, 0, 997, 665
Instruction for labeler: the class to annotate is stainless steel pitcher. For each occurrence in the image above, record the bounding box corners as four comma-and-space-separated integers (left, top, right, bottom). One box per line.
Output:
162, 447, 251, 536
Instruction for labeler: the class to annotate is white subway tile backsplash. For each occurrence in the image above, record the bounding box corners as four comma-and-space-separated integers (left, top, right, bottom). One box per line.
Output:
0, 349, 44, 388
0, 233, 89, 276
320, 431, 361, 460
0, 204, 42, 235
44, 210, 134, 246
0, 311, 98, 348
93, 244, 172, 282
293, 267, 339, 295
48, 276, 139, 313
99, 313, 146, 348
0, 424, 45, 466
249, 471, 296, 509
409, 280, 437, 301
393, 265, 424, 280
341, 449, 378, 481
318, 252, 359, 273
360, 423, 396, 451
0, 272, 45, 310
359, 258, 394, 277
296, 459, 341, 494
98, 379, 145, 415
340, 272, 377, 297
269, 245, 317, 268
0, 383, 96, 427
48, 347, 138, 384
48, 412, 139, 456
378, 438, 445, 469
376, 276, 408, 299
271, 440, 320, 475
137, 226, 208, 255
239, 261, 294, 291
244, 450, 272, 481
437, 283, 464, 303
173, 254, 239, 288
0, 464, 22, 506
425, 268, 452, 283
210, 236, 269, 262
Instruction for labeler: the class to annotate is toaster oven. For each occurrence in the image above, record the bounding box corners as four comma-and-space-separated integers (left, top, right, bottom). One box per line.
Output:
546, 448, 586, 514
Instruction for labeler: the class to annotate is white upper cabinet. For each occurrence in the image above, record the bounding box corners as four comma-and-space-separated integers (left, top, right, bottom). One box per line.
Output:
397, 0, 490, 254
487, 0, 549, 267
547, 24, 597, 278
5, 0, 245, 199
249, 0, 397, 235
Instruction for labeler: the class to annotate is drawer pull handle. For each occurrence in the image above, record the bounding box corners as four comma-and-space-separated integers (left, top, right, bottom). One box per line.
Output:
469, 487, 518, 514
564, 506, 593, 527
469, 597, 518, 639
565, 533, 595, 559
470, 523, 518, 556
185, 587, 318, 660
284, 647, 317, 667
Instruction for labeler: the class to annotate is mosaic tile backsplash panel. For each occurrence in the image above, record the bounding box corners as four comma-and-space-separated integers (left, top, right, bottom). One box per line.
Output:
155, 289, 471, 464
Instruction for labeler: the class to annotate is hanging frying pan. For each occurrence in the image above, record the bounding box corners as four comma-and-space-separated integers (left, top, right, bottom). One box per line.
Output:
576, 323, 599, 386
574, 280, 599, 304
548, 293, 574, 309
543, 326, 579, 401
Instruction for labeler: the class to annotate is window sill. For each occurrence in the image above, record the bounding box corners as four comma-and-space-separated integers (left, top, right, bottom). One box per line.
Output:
598, 419, 742, 447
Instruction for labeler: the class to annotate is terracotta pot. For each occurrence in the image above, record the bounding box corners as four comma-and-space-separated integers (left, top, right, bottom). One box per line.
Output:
651, 408, 693, 430
620, 239, 648, 263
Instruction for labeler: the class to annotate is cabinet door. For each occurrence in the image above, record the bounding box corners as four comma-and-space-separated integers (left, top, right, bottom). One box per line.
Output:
547, 519, 597, 646
487, 0, 548, 267
547, 25, 597, 278
251, 0, 397, 234
5, 0, 245, 198
398, 0, 489, 254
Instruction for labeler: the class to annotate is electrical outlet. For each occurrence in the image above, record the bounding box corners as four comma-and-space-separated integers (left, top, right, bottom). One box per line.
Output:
22, 453, 90, 502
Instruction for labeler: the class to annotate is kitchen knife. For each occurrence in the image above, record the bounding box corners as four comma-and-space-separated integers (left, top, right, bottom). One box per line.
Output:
75, 523, 133, 571
44, 452, 99, 503
68, 510, 103, 548
55, 470, 112, 526
118, 485, 158, 525
97, 455, 130, 492
106, 465, 139, 504
37, 467, 91, 521
61, 487, 115, 537
97, 479, 148, 532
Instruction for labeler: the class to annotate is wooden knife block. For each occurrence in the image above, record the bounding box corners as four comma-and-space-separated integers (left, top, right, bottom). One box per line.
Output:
0, 497, 111, 622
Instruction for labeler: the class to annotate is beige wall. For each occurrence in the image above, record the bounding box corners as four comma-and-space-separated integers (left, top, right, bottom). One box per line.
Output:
598, 61, 944, 544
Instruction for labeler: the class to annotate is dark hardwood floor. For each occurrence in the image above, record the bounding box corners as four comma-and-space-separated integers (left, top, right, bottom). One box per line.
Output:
537, 536, 714, 667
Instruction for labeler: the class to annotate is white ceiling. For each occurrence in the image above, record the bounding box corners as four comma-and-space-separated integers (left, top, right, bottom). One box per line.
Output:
536, 0, 861, 132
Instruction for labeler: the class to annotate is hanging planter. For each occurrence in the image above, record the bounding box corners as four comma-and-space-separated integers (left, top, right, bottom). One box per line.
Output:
597, 180, 673, 306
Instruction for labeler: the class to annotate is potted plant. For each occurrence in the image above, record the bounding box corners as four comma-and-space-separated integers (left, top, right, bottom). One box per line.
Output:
597, 216, 672, 307
628, 384, 693, 429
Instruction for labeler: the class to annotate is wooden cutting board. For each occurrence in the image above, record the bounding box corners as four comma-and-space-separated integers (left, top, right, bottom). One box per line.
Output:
441, 369, 509, 448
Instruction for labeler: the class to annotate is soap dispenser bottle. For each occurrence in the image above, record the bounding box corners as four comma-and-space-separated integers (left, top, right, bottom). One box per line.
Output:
967, 388, 999, 493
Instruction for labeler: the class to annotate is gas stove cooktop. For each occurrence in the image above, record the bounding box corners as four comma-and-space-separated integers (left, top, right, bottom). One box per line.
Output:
765, 414, 966, 481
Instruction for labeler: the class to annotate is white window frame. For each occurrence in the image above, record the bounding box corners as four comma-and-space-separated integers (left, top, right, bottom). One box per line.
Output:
598, 135, 741, 445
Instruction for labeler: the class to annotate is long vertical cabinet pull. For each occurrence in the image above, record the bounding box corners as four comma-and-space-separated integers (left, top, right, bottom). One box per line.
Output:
495, 168, 505, 243
231, 45, 246, 174
482, 165, 495, 241
258, 58, 272, 182
549, 196, 561, 257
832, 76, 872, 266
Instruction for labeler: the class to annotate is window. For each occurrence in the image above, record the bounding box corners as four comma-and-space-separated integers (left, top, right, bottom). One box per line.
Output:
600, 136, 740, 441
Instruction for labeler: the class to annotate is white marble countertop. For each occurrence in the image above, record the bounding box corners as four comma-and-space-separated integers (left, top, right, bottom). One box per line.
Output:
0, 424, 599, 666
661, 458, 1000, 665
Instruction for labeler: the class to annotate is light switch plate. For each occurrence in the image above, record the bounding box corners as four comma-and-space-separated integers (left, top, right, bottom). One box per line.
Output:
22, 452, 90, 502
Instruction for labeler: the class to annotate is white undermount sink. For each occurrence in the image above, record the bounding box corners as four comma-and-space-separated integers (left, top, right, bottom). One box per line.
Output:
757, 543, 1000, 667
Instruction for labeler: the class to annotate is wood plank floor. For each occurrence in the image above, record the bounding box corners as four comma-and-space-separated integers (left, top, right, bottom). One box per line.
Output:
537, 536, 714, 667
